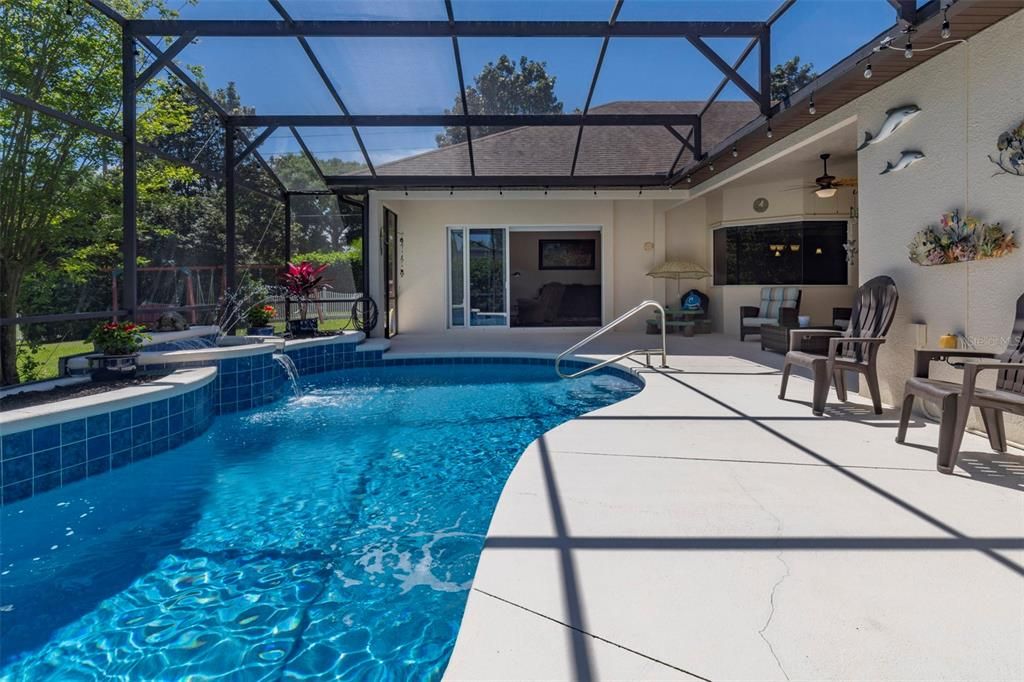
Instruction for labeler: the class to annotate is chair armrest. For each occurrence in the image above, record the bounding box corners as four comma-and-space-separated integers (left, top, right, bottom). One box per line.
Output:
912, 349, 997, 378
740, 306, 759, 319
828, 336, 886, 362
779, 307, 799, 326
959, 361, 1024, 403
789, 328, 841, 351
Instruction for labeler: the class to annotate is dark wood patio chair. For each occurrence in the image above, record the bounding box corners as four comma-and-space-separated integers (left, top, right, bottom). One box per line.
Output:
779, 276, 899, 416
896, 292, 1024, 473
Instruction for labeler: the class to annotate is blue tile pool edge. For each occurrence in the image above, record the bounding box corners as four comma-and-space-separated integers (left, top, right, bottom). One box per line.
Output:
1, 348, 643, 506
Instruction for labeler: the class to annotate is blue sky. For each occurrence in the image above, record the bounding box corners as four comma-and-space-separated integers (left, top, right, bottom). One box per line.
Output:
150, 0, 897, 170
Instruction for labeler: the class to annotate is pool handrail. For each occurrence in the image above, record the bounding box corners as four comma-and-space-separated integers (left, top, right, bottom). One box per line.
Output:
555, 300, 668, 379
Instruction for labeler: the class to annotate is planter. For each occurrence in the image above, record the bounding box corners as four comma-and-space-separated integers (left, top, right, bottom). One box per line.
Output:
287, 318, 319, 337
88, 353, 139, 381
247, 326, 275, 336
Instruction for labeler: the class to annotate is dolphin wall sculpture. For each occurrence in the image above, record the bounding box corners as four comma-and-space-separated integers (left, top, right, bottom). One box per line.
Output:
857, 105, 921, 151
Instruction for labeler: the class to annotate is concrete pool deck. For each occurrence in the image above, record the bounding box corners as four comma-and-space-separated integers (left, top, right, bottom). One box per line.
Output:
385, 332, 1024, 681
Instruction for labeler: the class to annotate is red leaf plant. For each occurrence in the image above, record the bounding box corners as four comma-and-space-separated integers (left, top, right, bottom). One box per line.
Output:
279, 261, 331, 320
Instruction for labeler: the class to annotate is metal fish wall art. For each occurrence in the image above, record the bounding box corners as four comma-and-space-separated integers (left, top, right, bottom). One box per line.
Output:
857, 105, 921, 151
880, 150, 925, 175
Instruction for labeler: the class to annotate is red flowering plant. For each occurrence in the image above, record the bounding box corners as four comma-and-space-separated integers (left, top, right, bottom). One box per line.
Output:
245, 304, 276, 327
87, 321, 150, 356
280, 261, 330, 319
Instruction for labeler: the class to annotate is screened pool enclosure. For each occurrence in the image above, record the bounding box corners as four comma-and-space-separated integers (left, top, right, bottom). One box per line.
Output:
1, 0, 946, 382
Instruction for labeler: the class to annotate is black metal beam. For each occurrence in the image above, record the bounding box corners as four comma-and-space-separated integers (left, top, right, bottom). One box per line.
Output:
324, 175, 668, 189
83, 0, 126, 26
229, 113, 701, 127
126, 19, 765, 38
267, 0, 377, 176
122, 30, 138, 320
444, 0, 475, 175
135, 33, 194, 89
663, 125, 697, 157
686, 36, 763, 108
698, 0, 794, 118
134, 35, 289, 196
224, 125, 237, 300
889, 0, 918, 25
290, 126, 328, 186
283, 193, 291, 264
570, 0, 623, 177
758, 25, 771, 114
235, 125, 277, 166
0, 310, 131, 326
1, 87, 280, 201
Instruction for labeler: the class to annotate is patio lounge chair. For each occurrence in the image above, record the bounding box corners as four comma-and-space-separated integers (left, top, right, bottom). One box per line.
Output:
896, 292, 1024, 473
779, 275, 899, 416
740, 287, 801, 341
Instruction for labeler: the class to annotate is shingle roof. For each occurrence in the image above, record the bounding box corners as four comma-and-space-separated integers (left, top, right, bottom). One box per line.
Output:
371, 101, 759, 178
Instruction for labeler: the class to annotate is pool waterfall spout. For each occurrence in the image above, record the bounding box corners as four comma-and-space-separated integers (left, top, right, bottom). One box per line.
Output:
274, 353, 302, 396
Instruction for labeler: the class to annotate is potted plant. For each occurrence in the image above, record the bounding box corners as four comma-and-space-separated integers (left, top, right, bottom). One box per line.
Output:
245, 303, 277, 336
86, 321, 150, 381
280, 261, 329, 337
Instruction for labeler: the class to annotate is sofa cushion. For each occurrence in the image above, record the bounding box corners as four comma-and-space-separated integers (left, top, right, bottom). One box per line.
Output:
758, 287, 800, 319
743, 316, 779, 327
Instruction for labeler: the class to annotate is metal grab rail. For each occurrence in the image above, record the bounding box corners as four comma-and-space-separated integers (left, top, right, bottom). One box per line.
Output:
555, 300, 668, 379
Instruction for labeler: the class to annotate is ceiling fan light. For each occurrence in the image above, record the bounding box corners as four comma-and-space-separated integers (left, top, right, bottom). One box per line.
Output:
815, 187, 838, 198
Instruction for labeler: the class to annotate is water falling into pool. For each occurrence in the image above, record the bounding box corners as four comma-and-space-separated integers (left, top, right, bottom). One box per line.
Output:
273, 353, 302, 396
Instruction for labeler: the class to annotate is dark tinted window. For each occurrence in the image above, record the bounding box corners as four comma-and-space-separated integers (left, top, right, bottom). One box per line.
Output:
713, 221, 848, 286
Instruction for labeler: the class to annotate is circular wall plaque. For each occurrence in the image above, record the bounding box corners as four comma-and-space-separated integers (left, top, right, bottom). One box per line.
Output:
753, 197, 769, 213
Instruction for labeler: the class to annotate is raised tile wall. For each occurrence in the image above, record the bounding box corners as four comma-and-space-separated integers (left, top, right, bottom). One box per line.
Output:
1, 380, 216, 505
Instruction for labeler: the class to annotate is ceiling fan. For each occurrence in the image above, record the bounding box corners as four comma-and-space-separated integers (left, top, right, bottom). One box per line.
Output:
786, 153, 858, 197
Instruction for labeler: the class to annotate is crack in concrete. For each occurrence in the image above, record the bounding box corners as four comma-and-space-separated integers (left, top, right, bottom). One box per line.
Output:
729, 469, 792, 681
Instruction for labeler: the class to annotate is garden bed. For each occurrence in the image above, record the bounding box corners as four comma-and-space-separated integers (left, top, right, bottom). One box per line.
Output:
0, 372, 173, 412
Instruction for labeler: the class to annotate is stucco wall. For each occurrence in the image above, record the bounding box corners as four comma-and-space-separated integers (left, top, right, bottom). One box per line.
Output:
377, 198, 675, 333
665, 160, 860, 336
853, 10, 1024, 440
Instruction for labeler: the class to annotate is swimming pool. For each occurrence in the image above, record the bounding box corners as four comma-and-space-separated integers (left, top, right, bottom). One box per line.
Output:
0, 361, 640, 680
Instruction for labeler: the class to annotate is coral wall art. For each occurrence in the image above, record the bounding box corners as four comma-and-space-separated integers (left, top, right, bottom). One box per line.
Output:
908, 210, 1017, 266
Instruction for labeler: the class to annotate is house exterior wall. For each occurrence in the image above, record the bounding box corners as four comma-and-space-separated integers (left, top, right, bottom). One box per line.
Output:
376, 197, 677, 334
852, 10, 1024, 440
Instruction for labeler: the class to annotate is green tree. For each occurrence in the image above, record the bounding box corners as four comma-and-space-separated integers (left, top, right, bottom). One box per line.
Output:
0, 0, 180, 384
771, 56, 817, 101
436, 55, 563, 146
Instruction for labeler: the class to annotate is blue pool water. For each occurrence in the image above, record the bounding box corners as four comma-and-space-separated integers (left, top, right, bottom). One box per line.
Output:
0, 363, 639, 680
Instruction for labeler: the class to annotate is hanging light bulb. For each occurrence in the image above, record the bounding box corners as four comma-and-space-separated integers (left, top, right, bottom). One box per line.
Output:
731, 145, 738, 158
904, 41, 913, 58
449, 187, 454, 197
863, 62, 873, 79
686, 176, 692, 184
709, 162, 714, 171
638, 187, 643, 196
544, 186, 548, 196
593, 186, 598, 196
498, 186, 503, 196
941, 7, 951, 39
766, 123, 773, 138
808, 94, 816, 115
404, 187, 408, 196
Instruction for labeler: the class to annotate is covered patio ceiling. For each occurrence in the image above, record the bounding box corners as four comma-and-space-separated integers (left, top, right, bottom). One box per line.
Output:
76, 0, 970, 193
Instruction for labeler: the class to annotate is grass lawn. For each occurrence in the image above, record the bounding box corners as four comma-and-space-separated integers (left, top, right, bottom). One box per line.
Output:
16, 318, 356, 383
17, 338, 92, 383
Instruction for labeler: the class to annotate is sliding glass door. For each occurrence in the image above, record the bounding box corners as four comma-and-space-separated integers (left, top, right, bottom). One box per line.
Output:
448, 227, 508, 328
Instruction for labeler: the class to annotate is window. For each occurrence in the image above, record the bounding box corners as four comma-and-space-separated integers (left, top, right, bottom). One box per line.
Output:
713, 221, 848, 286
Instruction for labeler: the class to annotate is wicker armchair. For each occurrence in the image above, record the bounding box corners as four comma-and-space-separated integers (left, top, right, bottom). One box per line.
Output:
896, 292, 1024, 473
779, 276, 899, 416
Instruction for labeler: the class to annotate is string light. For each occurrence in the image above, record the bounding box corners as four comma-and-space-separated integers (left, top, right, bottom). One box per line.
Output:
941, 5, 951, 39
498, 186, 503, 196
808, 94, 816, 115
766, 122, 773, 138
863, 62, 873, 79
709, 162, 714, 171
593, 186, 598, 196
731, 145, 738, 157
544, 187, 548, 195
449, 187, 454, 197
638, 187, 643, 196
904, 40, 913, 58
404, 187, 408, 196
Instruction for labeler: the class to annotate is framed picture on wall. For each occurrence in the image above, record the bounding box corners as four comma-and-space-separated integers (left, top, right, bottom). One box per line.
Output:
538, 239, 596, 270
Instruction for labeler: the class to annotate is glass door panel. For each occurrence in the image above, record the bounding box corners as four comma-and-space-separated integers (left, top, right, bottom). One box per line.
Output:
468, 228, 507, 327
449, 228, 465, 327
